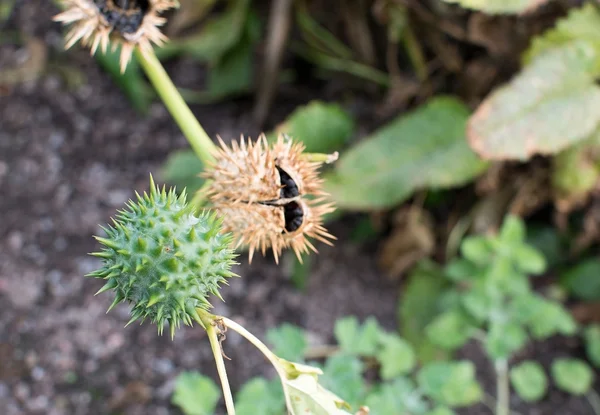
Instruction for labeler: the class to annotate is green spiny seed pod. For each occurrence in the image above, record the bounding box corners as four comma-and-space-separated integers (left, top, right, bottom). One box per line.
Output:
88, 175, 237, 338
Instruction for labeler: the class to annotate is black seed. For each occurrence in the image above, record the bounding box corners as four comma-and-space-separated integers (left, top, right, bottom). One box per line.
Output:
276, 166, 299, 199
95, 0, 150, 34
283, 202, 304, 233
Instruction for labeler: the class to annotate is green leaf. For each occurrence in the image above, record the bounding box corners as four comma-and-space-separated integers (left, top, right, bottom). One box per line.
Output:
526, 297, 578, 339
204, 29, 254, 99
272, 101, 355, 154
499, 215, 526, 244
171, 372, 220, 415
376, 333, 416, 379
510, 361, 548, 402
334, 316, 382, 356
468, 41, 600, 161
157, 0, 251, 63
266, 323, 307, 362
284, 374, 354, 415
461, 236, 494, 265
441, 0, 549, 14
426, 310, 473, 351
324, 97, 488, 210
485, 322, 528, 360
584, 325, 600, 368
235, 378, 285, 415
560, 258, 600, 301
399, 261, 451, 363
95, 46, 151, 114
445, 258, 482, 282
511, 245, 547, 275
417, 361, 483, 407
551, 359, 595, 396
365, 377, 427, 415
319, 354, 366, 408
160, 150, 205, 195
524, 4, 600, 63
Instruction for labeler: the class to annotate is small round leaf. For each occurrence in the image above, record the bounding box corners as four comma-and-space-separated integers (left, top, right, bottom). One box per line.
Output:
510, 361, 548, 402
551, 359, 595, 395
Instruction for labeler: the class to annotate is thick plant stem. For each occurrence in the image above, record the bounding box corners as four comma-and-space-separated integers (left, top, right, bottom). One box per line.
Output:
134, 49, 216, 165
495, 359, 509, 415
199, 313, 236, 415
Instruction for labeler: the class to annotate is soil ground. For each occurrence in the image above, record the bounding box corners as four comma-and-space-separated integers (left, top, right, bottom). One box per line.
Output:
0, 1, 598, 414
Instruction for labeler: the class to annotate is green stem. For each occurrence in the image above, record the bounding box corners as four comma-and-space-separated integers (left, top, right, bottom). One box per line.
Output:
197, 311, 236, 415
135, 49, 216, 165
495, 359, 510, 415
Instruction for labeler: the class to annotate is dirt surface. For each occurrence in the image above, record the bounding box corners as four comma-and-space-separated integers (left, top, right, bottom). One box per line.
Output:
0, 1, 598, 415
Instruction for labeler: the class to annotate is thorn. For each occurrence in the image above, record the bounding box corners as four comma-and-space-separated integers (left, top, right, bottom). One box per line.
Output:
95, 280, 117, 295
94, 236, 120, 250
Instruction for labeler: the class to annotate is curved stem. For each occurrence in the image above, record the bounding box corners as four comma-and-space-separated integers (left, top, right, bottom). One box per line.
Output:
135, 49, 216, 165
495, 359, 510, 415
205, 321, 236, 415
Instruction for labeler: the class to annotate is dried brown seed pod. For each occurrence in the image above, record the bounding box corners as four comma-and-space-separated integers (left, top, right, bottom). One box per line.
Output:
203, 134, 336, 263
53, 0, 178, 72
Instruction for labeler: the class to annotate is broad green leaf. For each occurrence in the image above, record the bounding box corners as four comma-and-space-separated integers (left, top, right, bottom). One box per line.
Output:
468, 41, 600, 161
560, 258, 600, 301
399, 261, 451, 363
334, 316, 382, 356
584, 325, 600, 368
236, 378, 285, 415
160, 150, 205, 195
441, 0, 548, 14
417, 361, 482, 407
365, 378, 427, 415
171, 372, 220, 415
485, 322, 528, 360
266, 324, 307, 362
324, 97, 488, 210
510, 361, 548, 402
551, 359, 595, 396
284, 374, 354, 415
426, 310, 473, 351
524, 4, 600, 63
95, 47, 151, 113
376, 333, 416, 379
319, 354, 366, 408
272, 101, 355, 153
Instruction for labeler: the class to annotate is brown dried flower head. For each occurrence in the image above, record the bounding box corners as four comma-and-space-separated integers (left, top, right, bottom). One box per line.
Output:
53, 0, 178, 72
203, 134, 336, 263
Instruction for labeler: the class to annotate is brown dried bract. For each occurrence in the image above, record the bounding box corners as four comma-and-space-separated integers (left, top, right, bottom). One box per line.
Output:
203, 134, 336, 263
53, 0, 177, 72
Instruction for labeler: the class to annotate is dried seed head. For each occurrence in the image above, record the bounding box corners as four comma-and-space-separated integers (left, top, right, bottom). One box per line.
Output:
203, 134, 336, 263
53, 0, 178, 72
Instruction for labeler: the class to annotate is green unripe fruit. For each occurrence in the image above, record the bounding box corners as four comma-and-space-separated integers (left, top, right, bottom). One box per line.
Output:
88, 175, 237, 338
